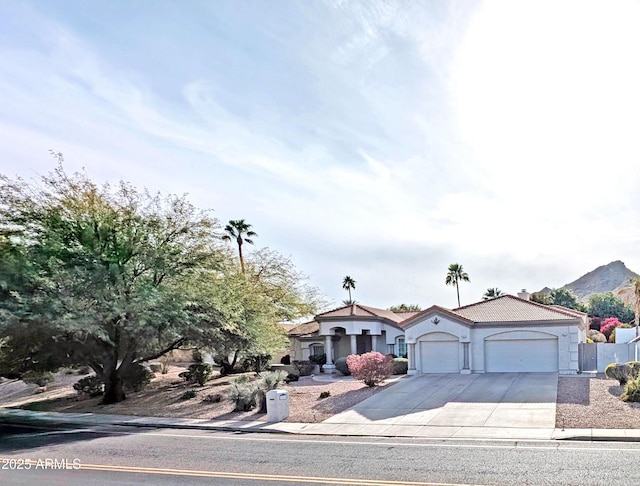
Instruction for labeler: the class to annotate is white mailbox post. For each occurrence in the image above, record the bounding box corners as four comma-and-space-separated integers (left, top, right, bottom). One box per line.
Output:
266, 389, 289, 422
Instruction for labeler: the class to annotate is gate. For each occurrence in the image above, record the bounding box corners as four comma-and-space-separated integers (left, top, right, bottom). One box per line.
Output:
579, 343, 597, 371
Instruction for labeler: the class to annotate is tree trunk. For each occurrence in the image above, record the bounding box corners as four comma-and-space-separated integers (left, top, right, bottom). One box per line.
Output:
237, 237, 245, 274
101, 357, 126, 404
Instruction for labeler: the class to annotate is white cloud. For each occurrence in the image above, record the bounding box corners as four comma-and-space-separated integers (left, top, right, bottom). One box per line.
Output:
3, 1, 640, 309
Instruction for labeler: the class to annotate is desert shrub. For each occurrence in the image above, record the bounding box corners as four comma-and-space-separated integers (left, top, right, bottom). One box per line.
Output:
190, 363, 214, 386
203, 393, 222, 403
73, 375, 104, 397
259, 370, 288, 390
21, 371, 55, 388
292, 360, 315, 376
180, 389, 197, 400
228, 378, 259, 411
347, 352, 393, 387
122, 364, 153, 392
309, 354, 327, 372
392, 358, 408, 375
319, 391, 331, 399
621, 377, 640, 402
240, 354, 272, 373
179, 363, 214, 385
601, 318, 623, 339
605, 362, 632, 386
233, 374, 251, 384
192, 349, 204, 363
280, 355, 291, 365
587, 329, 607, 343
285, 372, 299, 383
628, 361, 640, 379
257, 370, 288, 412
335, 357, 350, 375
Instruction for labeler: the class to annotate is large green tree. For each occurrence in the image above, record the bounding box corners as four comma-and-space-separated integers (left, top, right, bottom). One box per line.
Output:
587, 292, 635, 323
445, 263, 469, 308
201, 248, 323, 373
531, 288, 586, 312
0, 165, 228, 403
222, 219, 257, 274
545, 288, 587, 312
0, 165, 320, 403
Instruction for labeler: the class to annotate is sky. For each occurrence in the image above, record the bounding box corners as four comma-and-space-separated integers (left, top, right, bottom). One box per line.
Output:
3, 0, 640, 311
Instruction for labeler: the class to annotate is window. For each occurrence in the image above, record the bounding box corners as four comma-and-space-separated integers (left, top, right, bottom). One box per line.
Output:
310, 343, 325, 356
396, 337, 407, 358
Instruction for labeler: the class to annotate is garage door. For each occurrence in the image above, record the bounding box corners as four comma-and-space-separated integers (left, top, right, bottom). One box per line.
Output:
420, 341, 460, 373
484, 338, 558, 372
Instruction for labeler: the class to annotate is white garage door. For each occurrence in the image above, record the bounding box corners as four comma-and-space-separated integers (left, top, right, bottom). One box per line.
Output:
484, 338, 558, 372
420, 341, 459, 373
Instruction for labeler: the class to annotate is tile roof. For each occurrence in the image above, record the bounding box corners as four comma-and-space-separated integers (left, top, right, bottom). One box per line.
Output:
549, 305, 588, 318
278, 322, 298, 332
451, 295, 581, 323
316, 304, 406, 324
394, 311, 421, 321
287, 320, 320, 337
398, 305, 474, 328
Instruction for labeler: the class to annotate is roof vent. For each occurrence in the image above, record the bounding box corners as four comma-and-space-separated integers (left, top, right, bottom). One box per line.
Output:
518, 289, 531, 301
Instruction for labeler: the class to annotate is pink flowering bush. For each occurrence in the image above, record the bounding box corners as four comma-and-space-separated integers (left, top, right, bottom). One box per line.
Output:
601, 317, 623, 339
346, 352, 393, 387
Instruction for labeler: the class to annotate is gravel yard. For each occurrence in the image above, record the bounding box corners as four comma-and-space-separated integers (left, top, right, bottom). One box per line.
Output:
5, 371, 640, 429
556, 375, 640, 428
0, 369, 393, 424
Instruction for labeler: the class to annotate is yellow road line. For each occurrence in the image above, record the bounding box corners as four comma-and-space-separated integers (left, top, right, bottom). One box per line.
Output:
1, 458, 483, 486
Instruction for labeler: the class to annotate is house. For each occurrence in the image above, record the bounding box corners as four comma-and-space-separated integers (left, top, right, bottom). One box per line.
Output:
288, 304, 419, 369
288, 293, 587, 374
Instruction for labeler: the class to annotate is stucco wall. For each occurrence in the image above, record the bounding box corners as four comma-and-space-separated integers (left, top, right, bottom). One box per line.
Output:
615, 328, 638, 344
318, 321, 404, 345
405, 313, 581, 374
596, 343, 638, 371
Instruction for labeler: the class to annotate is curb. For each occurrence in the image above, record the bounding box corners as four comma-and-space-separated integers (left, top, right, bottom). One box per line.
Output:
4, 409, 640, 443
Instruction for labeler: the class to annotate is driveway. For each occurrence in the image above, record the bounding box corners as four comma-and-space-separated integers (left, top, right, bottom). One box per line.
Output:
323, 373, 558, 433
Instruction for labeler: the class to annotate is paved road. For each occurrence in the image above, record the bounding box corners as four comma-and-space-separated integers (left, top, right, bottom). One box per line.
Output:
2, 424, 640, 485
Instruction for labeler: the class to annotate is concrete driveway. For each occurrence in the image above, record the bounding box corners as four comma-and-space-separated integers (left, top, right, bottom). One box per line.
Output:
323, 373, 558, 434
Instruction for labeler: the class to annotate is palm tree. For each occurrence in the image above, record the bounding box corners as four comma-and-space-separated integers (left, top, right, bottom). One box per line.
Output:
342, 276, 356, 304
445, 263, 470, 308
483, 288, 503, 300
222, 219, 257, 274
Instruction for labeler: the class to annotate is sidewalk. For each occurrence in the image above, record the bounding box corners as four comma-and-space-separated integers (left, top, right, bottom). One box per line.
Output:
2, 407, 639, 442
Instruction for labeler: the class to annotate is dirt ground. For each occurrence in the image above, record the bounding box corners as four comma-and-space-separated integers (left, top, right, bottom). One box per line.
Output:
0, 365, 393, 423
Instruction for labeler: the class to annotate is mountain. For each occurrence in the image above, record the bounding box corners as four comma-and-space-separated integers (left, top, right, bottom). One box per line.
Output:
562, 260, 639, 303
